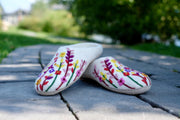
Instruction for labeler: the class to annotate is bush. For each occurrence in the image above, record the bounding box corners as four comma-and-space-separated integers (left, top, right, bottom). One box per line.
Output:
70, 0, 180, 44
70, 0, 147, 44
150, 0, 180, 41
18, 10, 84, 38
0, 20, 2, 30
42, 21, 53, 32
18, 16, 43, 32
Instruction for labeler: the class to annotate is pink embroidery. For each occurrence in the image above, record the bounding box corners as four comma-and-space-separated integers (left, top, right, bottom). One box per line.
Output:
104, 59, 135, 89
37, 48, 86, 92
117, 78, 125, 86
93, 66, 109, 87
56, 49, 74, 90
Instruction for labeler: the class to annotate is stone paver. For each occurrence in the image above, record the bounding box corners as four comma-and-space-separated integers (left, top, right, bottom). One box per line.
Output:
116, 48, 180, 72
0, 44, 180, 120
0, 45, 76, 120
140, 80, 180, 114
1, 45, 43, 64
40, 45, 60, 66
0, 82, 75, 120
0, 64, 41, 72
0, 72, 38, 82
0, 64, 41, 82
103, 47, 180, 117
62, 80, 178, 120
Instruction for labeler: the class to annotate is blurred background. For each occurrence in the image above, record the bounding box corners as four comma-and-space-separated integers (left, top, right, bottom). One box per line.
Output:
0, 0, 180, 62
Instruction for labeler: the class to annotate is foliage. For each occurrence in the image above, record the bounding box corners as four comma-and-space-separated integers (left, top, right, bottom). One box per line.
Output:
48, 0, 73, 9
44, 10, 83, 37
0, 12, 2, 30
0, 19, 2, 30
31, 0, 49, 16
49, 0, 60, 4
18, 0, 47, 32
70, 0, 180, 44
18, 16, 43, 31
18, 0, 83, 38
70, 0, 147, 44
18, 10, 83, 37
150, 0, 180, 41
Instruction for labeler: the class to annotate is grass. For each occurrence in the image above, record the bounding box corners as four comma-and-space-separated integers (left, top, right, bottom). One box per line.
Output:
1, 27, 180, 63
0, 32, 79, 63
130, 43, 180, 58
7, 26, 51, 38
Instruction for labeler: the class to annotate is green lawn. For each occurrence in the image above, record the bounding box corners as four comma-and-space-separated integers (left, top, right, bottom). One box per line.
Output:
1, 31, 180, 63
0, 32, 79, 63
130, 43, 180, 58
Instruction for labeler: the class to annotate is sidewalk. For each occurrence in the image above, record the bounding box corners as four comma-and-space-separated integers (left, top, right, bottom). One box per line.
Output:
0, 44, 179, 120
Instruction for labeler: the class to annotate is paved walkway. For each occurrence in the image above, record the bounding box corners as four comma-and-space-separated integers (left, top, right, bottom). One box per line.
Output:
0, 44, 180, 120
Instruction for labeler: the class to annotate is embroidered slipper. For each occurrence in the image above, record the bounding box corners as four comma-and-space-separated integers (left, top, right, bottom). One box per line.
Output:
35, 43, 103, 95
83, 56, 152, 95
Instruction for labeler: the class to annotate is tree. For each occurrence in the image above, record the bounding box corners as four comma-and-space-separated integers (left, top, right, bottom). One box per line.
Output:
0, 4, 3, 30
70, 0, 180, 44
31, 0, 48, 16
150, 0, 180, 41
48, 0, 73, 9
70, 0, 153, 44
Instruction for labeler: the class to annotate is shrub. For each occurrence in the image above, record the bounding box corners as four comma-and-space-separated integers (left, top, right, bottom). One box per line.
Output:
18, 10, 84, 38
70, 0, 180, 44
42, 21, 53, 32
18, 16, 43, 32
0, 20, 2, 30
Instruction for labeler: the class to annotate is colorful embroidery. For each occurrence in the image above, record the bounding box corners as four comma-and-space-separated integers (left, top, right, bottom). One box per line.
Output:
66, 60, 79, 86
93, 66, 109, 87
36, 48, 86, 92
100, 71, 118, 88
42, 52, 66, 92
93, 58, 150, 90
56, 49, 74, 90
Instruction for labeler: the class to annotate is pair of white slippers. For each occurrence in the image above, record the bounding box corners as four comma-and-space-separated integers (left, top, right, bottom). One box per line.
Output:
35, 43, 151, 96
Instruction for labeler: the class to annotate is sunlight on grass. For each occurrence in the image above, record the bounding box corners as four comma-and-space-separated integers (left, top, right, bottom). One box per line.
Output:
130, 43, 180, 58
8, 27, 50, 38
0, 32, 80, 63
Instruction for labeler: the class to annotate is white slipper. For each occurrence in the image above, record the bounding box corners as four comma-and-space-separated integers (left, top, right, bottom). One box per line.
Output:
83, 56, 152, 95
35, 43, 103, 95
